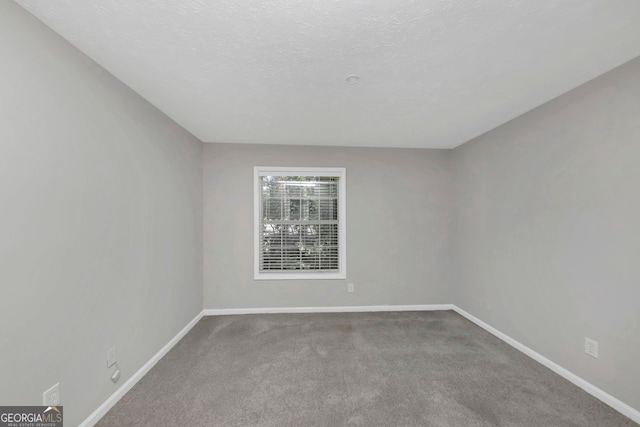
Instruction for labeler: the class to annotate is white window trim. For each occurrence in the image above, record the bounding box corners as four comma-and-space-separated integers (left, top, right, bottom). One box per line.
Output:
254, 166, 347, 280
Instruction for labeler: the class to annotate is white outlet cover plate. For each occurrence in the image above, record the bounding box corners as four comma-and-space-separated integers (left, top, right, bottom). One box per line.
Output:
43, 383, 60, 406
585, 338, 599, 359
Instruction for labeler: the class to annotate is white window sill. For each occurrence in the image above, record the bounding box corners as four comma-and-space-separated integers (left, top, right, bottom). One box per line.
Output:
254, 272, 346, 281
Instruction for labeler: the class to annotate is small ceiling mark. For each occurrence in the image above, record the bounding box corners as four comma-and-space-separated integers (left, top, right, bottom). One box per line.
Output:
346, 75, 360, 85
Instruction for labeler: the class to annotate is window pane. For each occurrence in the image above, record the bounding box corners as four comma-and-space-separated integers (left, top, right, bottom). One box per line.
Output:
258, 172, 341, 274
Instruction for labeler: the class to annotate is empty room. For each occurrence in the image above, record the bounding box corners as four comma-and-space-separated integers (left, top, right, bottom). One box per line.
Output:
1, 0, 639, 426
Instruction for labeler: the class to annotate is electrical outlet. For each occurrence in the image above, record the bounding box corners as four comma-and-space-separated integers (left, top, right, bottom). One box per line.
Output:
43, 383, 60, 406
107, 347, 117, 368
585, 338, 599, 359
347, 283, 354, 293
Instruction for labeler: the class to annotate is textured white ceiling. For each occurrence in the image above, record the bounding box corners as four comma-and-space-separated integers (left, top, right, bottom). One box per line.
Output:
17, 0, 640, 148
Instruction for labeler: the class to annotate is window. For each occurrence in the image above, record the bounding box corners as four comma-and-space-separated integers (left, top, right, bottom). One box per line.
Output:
254, 167, 346, 280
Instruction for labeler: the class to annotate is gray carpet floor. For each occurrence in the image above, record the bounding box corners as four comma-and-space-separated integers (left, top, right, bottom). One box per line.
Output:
97, 311, 637, 426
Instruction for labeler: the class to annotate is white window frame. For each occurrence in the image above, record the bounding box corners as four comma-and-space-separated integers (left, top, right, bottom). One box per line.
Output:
254, 166, 347, 280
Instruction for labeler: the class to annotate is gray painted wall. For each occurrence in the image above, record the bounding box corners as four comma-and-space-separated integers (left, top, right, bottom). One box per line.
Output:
203, 144, 452, 309
451, 57, 640, 411
0, 3, 203, 425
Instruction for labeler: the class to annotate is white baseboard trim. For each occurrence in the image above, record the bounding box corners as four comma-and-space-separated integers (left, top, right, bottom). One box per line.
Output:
452, 306, 640, 424
79, 311, 204, 427
203, 304, 455, 316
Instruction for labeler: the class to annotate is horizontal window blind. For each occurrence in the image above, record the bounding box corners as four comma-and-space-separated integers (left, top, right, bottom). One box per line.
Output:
259, 176, 340, 272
